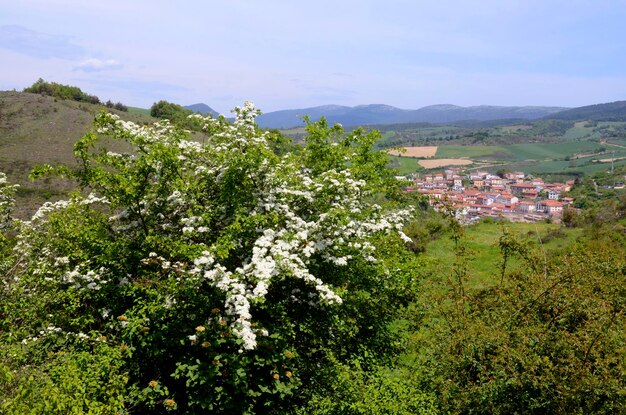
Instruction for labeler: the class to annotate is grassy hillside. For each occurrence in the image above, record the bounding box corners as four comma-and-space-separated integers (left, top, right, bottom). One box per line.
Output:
0, 91, 154, 217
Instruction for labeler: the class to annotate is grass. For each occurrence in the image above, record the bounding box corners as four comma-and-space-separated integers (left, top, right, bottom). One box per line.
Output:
387, 155, 424, 175
127, 106, 151, 116
563, 126, 592, 139
507, 141, 602, 161
422, 221, 583, 288
607, 138, 626, 147
0, 91, 154, 218
435, 145, 510, 159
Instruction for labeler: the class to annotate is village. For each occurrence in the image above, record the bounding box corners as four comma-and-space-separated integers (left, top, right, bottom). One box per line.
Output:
406, 169, 575, 223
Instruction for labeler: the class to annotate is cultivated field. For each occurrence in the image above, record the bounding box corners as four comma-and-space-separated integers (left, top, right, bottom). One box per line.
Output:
418, 158, 473, 168
387, 146, 438, 158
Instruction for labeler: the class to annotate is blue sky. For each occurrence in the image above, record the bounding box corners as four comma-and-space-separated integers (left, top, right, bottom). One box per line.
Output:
1, 0, 626, 114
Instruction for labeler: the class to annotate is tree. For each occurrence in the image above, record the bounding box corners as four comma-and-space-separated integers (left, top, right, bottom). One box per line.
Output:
1, 104, 420, 413
424, 224, 626, 414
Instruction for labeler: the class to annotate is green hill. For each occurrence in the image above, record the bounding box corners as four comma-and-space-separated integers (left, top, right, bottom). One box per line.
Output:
0, 91, 154, 217
549, 100, 626, 121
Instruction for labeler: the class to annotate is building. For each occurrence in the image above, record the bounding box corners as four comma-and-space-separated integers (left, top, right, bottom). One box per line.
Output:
536, 200, 564, 214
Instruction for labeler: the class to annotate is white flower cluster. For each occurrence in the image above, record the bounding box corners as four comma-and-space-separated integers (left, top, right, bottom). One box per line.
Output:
63, 265, 110, 290
16, 103, 414, 352
0, 172, 19, 229
21, 325, 93, 345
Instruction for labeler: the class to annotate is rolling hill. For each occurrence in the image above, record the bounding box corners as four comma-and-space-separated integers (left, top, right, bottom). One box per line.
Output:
183, 103, 219, 117
0, 91, 154, 217
255, 103, 568, 128
547, 100, 626, 121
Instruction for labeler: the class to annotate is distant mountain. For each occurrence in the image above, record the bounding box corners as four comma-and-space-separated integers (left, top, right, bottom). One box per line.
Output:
184, 103, 219, 117
547, 100, 626, 121
255, 104, 568, 129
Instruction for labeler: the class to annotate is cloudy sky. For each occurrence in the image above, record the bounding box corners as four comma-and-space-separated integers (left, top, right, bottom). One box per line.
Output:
1, 0, 626, 114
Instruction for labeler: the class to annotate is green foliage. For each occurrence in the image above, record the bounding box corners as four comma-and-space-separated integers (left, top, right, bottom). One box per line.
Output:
0, 106, 417, 413
23, 79, 127, 111
421, 223, 626, 414
149, 100, 202, 130
295, 363, 439, 415
1, 344, 127, 414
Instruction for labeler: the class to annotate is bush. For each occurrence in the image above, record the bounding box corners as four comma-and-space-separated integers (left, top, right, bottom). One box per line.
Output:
425, 226, 626, 414
2, 105, 417, 413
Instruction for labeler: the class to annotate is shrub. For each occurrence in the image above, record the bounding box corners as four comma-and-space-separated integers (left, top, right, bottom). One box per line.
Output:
2, 104, 417, 413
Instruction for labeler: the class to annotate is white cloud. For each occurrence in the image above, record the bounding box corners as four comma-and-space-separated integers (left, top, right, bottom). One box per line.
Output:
74, 58, 123, 72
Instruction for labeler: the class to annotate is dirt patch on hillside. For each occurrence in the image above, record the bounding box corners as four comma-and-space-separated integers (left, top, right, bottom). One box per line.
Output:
418, 159, 473, 168
387, 146, 438, 158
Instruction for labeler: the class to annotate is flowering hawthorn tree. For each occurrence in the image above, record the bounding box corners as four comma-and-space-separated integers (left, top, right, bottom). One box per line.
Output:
1, 103, 418, 413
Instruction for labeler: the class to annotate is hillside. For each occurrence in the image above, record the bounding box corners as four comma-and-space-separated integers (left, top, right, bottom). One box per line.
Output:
183, 103, 219, 117
0, 91, 154, 217
548, 100, 626, 121
256, 103, 567, 128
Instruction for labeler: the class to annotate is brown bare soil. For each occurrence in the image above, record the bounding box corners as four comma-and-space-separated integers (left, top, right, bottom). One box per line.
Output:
387, 146, 438, 158
418, 158, 473, 168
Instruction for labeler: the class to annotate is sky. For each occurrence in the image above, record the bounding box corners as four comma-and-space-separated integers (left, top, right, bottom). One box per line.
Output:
1, 0, 626, 114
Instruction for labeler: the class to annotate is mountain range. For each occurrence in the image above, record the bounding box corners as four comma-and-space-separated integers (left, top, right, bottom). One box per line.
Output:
246, 104, 568, 129
183, 100, 626, 128
183, 103, 219, 118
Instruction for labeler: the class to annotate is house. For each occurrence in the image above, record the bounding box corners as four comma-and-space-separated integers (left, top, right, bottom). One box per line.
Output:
496, 193, 518, 205
445, 168, 461, 179
531, 178, 544, 187
505, 171, 525, 181
477, 193, 498, 205
517, 201, 536, 213
510, 182, 537, 195
469, 171, 489, 180
536, 200, 564, 214
472, 179, 485, 188
488, 177, 504, 186
548, 190, 560, 200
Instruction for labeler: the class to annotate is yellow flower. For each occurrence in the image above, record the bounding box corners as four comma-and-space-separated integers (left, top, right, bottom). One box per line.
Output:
148, 380, 158, 388
285, 371, 292, 378
195, 325, 205, 332
284, 350, 294, 359
201, 341, 210, 348
116, 315, 128, 321
272, 373, 280, 380
164, 398, 176, 408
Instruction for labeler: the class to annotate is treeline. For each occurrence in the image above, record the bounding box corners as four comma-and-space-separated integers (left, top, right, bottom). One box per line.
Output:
549, 100, 626, 121
149, 100, 211, 131
23, 78, 128, 112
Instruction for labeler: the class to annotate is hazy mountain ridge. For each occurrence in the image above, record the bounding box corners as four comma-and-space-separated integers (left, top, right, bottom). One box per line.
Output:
183, 103, 219, 117
546, 100, 626, 121
253, 103, 569, 128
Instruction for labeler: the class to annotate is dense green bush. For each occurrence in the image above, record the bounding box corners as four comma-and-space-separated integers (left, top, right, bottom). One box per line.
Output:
0, 105, 423, 413
23, 78, 127, 111
424, 224, 626, 414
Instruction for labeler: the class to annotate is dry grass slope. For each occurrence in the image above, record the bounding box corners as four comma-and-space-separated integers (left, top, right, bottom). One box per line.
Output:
0, 91, 155, 217
387, 146, 438, 158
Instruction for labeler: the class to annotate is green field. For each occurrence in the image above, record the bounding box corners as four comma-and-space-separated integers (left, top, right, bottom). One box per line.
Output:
422, 221, 583, 287
507, 141, 603, 161
127, 106, 151, 116
434, 141, 606, 163
563, 126, 593, 139
435, 145, 510, 159
607, 138, 626, 147
499, 153, 626, 175
387, 155, 423, 175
